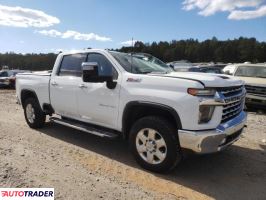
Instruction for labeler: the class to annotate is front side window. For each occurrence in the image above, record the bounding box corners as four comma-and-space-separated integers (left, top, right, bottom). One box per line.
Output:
235, 65, 266, 78
87, 53, 118, 79
59, 54, 87, 76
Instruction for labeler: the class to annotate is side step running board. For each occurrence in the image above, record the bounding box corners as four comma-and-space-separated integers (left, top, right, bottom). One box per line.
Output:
50, 117, 119, 139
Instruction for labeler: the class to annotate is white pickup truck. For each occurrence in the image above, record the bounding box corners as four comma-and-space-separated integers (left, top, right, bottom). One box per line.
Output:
16, 49, 247, 172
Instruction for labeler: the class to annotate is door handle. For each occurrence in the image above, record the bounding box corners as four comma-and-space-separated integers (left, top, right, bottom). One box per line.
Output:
78, 84, 87, 88
51, 81, 58, 86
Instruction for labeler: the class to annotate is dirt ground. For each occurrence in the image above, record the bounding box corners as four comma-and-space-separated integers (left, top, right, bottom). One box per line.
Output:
0, 89, 265, 200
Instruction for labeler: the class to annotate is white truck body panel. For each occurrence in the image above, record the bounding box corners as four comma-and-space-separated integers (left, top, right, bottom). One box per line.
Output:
16, 72, 50, 108
16, 49, 247, 154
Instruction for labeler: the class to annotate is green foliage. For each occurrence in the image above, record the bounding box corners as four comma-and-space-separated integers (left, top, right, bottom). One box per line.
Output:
0, 53, 57, 71
118, 37, 266, 63
0, 37, 265, 71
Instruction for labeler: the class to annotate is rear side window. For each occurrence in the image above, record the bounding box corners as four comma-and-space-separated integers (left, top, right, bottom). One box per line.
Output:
87, 53, 118, 79
59, 54, 87, 76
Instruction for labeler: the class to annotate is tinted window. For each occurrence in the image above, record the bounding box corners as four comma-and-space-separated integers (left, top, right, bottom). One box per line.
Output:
0, 71, 8, 77
59, 54, 87, 76
87, 53, 118, 79
188, 68, 201, 72
200, 68, 222, 74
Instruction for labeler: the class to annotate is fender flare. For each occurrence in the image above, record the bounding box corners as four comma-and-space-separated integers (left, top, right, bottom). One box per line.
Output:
122, 101, 182, 135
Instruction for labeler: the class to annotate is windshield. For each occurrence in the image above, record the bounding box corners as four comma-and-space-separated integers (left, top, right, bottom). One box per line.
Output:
110, 52, 173, 74
235, 65, 266, 78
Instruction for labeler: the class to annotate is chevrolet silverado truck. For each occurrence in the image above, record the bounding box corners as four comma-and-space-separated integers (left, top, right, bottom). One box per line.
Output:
16, 49, 247, 172
226, 64, 266, 109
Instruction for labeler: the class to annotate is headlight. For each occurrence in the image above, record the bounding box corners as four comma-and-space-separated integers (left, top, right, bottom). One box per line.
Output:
198, 105, 215, 124
188, 88, 216, 96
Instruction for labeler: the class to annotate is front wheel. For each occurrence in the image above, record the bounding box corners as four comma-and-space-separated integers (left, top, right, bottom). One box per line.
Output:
24, 98, 46, 129
129, 116, 182, 173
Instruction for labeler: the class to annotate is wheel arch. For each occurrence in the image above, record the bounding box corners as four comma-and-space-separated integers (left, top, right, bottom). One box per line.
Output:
20, 89, 41, 109
122, 101, 182, 139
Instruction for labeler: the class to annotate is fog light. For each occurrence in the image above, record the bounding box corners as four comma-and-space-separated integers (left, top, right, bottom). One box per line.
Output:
199, 105, 215, 124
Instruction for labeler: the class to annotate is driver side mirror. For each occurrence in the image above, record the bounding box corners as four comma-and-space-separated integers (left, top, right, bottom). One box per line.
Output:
82, 62, 113, 83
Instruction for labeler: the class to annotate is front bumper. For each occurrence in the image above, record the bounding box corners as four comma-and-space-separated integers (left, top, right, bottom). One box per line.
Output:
178, 111, 247, 154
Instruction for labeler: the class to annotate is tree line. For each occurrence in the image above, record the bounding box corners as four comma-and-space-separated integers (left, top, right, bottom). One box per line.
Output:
0, 53, 57, 71
0, 37, 265, 71
119, 37, 266, 63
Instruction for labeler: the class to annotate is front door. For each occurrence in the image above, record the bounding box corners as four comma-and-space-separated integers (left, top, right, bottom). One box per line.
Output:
76, 53, 121, 129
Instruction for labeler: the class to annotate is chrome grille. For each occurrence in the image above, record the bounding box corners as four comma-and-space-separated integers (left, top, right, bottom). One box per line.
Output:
219, 85, 244, 97
218, 85, 245, 123
245, 85, 266, 97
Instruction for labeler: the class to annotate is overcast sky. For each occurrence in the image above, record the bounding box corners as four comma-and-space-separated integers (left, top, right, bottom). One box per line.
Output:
0, 0, 266, 53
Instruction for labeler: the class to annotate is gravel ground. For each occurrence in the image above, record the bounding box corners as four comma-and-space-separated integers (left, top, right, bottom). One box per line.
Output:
0, 89, 265, 200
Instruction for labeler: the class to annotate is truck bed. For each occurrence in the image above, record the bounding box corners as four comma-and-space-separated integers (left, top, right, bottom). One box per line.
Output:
16, 71, 51, 107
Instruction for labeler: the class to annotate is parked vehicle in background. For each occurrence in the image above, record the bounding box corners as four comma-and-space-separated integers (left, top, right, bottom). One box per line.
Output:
167, 61, 201, 72
167, 60, 197, 72
167, 60, 191, 67
0, 70, 14, 88
223, 64, 238, 75
1, 65, 9, 70
0, 70, 29, 89
213, 63, 227, 69
16, 49, 247, 172
232, 64, 266, 109
199, 65, 223, 74
174, 66, 201, 72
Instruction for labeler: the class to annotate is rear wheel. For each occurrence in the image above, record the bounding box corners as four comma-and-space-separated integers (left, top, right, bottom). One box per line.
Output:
129, 116, 182, 173
24, 98, 46, 129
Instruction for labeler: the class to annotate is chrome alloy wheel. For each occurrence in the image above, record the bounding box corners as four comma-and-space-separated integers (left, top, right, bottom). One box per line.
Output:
136, 128, 167, 164
26, 104, 35, 123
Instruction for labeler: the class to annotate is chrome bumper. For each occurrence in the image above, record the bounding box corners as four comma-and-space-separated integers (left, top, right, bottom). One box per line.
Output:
178, 111, 247, 154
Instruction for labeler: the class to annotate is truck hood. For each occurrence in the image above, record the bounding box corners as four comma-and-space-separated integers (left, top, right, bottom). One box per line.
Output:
234, 76, 266, 87
155, 72, 244, 87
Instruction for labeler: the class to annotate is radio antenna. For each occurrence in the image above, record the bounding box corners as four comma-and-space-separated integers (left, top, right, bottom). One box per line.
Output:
130, 37, 134, 73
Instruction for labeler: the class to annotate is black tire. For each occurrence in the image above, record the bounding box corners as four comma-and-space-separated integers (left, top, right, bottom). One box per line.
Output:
23, 98, 46, 129
129, 116, 182, 173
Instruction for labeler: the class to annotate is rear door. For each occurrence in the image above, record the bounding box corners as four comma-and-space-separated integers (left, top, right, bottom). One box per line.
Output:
50, 53, 87, 118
